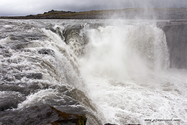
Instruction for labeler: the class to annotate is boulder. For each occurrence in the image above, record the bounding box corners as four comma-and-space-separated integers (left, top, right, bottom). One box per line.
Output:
0, 105, 87, 125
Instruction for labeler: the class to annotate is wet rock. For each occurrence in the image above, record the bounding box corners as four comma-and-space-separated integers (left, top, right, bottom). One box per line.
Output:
0, 91, 25, 111
0, 46, 12, 57
0, 49, 12, 57
104, 123, 141, 125
105, 123, 117, 125
10, 34, 45, 42
48, 106, 87, 125
0, 105, 87, 125
8, 34, 47, 50
0, 45, 5, 49
0, 101, 16, 111
14, 73, 43, 80
160, 21, 187, 69
0, 83, 45, 96
50, 26, 65, 41
26, 73, 43, 79
63, 25, 84, 44
38, 49, 55, 56
11, 43, 29, 50
62, 25, 87, 56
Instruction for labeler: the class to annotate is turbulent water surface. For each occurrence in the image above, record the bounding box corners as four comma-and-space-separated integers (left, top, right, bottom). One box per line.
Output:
0, 19, 187, 125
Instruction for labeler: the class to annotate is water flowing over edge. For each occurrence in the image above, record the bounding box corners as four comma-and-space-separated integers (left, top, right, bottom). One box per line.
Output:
0, 19, 186, 125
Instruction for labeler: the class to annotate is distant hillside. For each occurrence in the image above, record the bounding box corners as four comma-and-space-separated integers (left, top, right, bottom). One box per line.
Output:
1, 8, 187, 19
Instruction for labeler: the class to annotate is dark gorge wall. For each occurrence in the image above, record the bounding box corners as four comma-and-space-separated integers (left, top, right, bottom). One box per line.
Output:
159, 21, 187, 69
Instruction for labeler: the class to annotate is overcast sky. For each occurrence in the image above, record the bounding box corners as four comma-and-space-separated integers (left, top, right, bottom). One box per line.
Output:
0, 0, 187, 16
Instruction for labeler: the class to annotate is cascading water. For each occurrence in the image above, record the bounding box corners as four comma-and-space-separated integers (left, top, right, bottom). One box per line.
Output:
78, 22, 186, 125
0, 19, 186, 125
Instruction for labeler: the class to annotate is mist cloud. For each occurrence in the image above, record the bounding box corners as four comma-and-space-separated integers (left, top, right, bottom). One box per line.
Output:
0, 0, 186, 16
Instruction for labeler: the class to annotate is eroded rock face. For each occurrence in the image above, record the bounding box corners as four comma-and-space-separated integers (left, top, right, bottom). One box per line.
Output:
159, 21, 187, 69
0, 105, 87, 125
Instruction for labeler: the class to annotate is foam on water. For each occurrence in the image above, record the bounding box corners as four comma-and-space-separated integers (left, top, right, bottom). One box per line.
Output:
0, 19, 187, 125
78, 22, 187, 125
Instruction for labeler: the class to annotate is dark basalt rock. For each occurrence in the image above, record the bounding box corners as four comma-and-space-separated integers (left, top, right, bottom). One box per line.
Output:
105, 123, 117, 125
13, 73, 43, 80
11, 43, 29, 50
0, 82, 48, 96
38, 49, 55, 57
9, 34, 46, 42
7, 34, 47, 50
0, 92, 25, 111
160, 21, 187, 69
63, 25, 84, 44
0, 105, 87, 125
104, 123, 141, 125
0, 45, 4, 48
0, 49, 12, 57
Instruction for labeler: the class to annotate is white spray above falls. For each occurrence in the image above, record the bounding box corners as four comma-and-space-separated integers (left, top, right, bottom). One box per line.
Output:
80, 23, 169, 81
78, 22, 186, 125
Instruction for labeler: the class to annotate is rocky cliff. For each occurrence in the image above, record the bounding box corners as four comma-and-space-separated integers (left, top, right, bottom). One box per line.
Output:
159, 20, 187, 69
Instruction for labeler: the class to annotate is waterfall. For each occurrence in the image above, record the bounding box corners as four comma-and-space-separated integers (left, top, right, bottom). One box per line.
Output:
0, 19, 186, 125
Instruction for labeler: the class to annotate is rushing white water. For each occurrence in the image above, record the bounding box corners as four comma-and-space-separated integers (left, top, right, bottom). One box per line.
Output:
78, 22, 187, 125
0, 20, 187, 125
